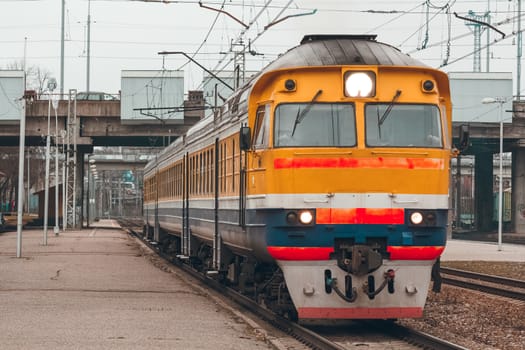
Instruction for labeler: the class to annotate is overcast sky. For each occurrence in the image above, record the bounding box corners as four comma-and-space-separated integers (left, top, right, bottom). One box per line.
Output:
0, 0, 523, 96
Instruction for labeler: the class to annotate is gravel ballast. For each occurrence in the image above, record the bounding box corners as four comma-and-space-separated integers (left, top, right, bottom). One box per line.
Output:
400, 261, 525, 350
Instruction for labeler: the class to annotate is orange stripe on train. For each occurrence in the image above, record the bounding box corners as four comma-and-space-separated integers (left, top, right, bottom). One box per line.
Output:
316, 208, 405, 224
274, 157, 444, 170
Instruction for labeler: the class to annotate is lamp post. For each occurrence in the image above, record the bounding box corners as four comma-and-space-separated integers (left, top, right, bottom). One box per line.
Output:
481, 96, 505, 251
16, 77, 27, 258
52, 93, 60, 236
87, 157, 96, 227
43, 78, 57, 245
61, 129, 67, 232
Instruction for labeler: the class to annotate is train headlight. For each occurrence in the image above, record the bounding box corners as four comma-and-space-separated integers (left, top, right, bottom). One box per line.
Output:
425, 212, 437, 225
344, 71, 376, 97
286, 212, 298, 225
299, 210, 314, 225
410, 211, 424, 225
408, 209, 440, 227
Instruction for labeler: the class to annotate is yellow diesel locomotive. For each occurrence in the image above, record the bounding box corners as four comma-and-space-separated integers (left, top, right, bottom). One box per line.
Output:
143, 34, 453, 322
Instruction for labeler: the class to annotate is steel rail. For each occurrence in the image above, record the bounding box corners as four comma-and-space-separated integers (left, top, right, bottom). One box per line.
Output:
378, 321, 469, 350
441, 267, 525, 289
441, 267, 525, 301
121, 221, 467, 350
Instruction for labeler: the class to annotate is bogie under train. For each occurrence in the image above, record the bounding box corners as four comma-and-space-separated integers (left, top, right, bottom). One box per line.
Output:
143, 34, 454, 323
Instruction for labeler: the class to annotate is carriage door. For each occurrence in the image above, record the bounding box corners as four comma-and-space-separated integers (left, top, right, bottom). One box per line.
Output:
249, 104, 270, 192
182, 152, 191, 257
154, 165, 160, 241
212, 138, 222, 270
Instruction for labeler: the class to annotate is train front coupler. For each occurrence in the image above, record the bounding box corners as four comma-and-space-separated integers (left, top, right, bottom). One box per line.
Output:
333, 243, 383, 276
363, 269, 395, 299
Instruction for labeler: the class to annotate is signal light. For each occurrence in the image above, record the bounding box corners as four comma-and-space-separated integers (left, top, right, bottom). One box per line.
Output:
422, 79, 435, 93
284, 79, 296, 91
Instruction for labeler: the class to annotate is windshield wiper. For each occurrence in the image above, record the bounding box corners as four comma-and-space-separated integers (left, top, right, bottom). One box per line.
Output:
378, 89, 402, 126
291, 89, 323, 136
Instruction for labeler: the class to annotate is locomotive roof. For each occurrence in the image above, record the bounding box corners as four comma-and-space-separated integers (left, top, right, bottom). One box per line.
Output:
262, 35, 426, 71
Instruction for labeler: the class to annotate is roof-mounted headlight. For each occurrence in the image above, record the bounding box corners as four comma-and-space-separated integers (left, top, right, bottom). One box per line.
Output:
344, 71, 376, 97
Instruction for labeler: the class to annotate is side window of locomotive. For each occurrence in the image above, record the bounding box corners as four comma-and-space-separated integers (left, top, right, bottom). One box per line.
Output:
440, 105, 451, 149
365, 104, 443, 148
274, 103, 356, 147
253, 105, 270, 149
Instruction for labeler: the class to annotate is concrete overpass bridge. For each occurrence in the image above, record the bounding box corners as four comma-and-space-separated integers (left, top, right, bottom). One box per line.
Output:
0, 92, 204, 228
2, 94, 525, 235
450, 102, 525, 234
0, 91, 204, 149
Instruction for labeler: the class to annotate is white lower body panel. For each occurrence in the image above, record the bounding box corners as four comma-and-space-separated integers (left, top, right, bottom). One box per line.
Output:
278, 259, 435, 320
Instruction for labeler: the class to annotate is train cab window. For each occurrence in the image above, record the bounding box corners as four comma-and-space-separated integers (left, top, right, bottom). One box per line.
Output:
274, 103, 356, 147
253, 105, 270, 149
365, 104, 443, 148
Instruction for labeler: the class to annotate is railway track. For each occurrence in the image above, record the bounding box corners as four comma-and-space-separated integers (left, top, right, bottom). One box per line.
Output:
118, 219, 466, 350
441, 266, 525, 301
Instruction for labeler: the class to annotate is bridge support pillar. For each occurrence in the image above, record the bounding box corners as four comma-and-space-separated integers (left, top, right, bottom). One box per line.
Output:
512, 146, 525, 233
475, 152, 494, 232
79, 150, 86, 229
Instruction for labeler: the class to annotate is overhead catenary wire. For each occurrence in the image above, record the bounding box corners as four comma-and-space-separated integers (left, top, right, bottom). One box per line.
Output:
366, 1, 426, 34
397, 0, 456, 48
181, 0, 288, 92
152, 1, 524, 96
7, 0, 525, 95
404, 7, 525, 71
438, 26, 524, 69
398, 2, 448, 47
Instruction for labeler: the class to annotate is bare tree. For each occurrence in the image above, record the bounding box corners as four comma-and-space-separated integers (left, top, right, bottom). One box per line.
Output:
0, 151, 19, 212
33, 66, 52, 97
0, 147, 46, 213
5, 61, 53, 97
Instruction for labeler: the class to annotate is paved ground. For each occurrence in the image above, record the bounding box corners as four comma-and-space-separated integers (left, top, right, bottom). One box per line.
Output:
442, 238, 525, 262
3, 220, 522, 349
0, 224, 272, 349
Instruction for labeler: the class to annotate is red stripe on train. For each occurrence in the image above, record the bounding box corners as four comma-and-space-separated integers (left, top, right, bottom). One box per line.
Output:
274, 157, 444, 169
298, 307, 423, 319
316, 208, 405, 224
267, 246, 444, 261
267, 247, 333, 260
387, 246, 445, 260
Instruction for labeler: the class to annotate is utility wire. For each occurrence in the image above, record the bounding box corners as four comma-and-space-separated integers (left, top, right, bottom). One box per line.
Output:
174, 0, 226, 71
398, 0, 456, 48
398, 2, 447, 47
409, 11, 525, 55
191, 0, 279, 91
366, 1, 426, 34
438, 27, 522, 68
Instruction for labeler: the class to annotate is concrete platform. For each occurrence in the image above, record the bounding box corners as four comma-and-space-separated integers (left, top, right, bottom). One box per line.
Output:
442, 238, 525, 262
0, 227, 271, 349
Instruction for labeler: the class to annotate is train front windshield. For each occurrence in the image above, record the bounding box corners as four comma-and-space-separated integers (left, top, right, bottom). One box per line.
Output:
365, 104, 443, 148
274, 103, 356, 147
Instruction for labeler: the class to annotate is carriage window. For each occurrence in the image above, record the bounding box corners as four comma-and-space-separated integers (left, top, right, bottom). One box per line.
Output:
274, 103, 356, 147
253, 105, 270, 149
365, 104, 443, 148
